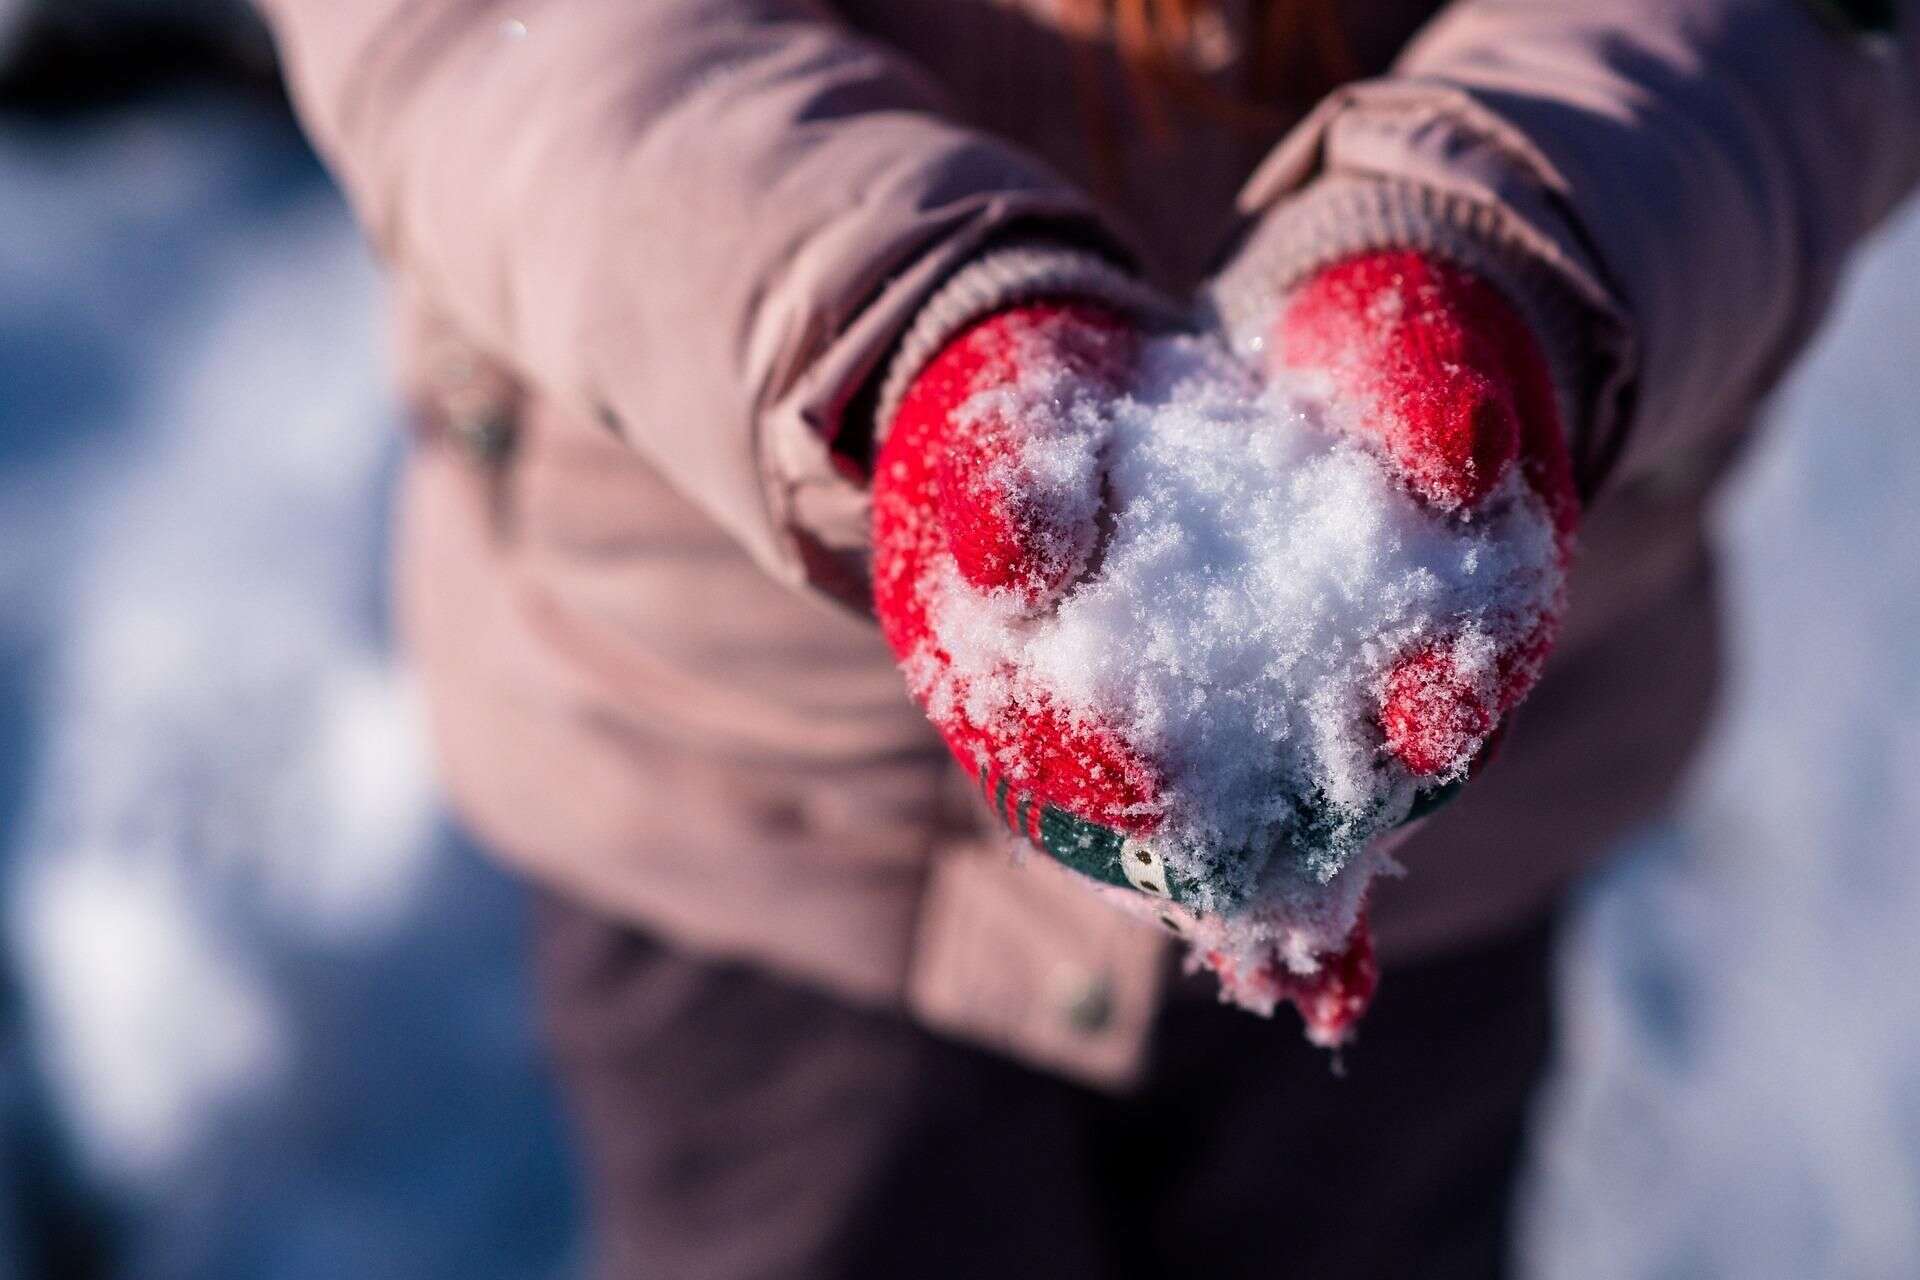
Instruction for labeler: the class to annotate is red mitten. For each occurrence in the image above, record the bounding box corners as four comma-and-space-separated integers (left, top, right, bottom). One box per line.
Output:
872, 302, 1161, 836
1203, 913, 1379, 1049
1273, 250, 1580, 778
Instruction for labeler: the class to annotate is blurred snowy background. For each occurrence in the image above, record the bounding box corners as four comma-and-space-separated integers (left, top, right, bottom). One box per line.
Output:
0, 10, 575, 1275
1521, 171, 1920, 1274
0, 7, 1915, 1278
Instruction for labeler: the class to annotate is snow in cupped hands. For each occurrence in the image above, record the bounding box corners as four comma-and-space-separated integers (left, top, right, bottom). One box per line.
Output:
907, 330, 1563, 989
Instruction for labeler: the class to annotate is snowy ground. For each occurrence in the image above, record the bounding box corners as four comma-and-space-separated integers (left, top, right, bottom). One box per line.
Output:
0, 104, 574, 1277
1523, 199, 1920, 1277
0, 94, 1915, 1278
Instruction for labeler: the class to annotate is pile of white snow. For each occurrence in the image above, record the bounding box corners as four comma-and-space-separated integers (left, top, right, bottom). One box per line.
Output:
917, 332, 1563, 967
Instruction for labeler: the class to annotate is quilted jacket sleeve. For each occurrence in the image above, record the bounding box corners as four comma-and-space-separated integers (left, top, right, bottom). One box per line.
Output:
252, 0, 1143, 595
1216, 0, 1920, 495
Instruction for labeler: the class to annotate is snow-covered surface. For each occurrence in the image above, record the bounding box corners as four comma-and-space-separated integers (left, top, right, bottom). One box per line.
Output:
1522, 203, 1920, 1276
1, 90, 1916, 1278
0, 105, 574, 1277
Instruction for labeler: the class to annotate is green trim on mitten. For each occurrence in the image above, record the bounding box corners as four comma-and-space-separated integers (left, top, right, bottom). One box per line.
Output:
975, 764, 1463, 910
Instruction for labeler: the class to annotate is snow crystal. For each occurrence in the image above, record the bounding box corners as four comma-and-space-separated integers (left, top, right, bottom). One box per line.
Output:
915, 332, 1563, 968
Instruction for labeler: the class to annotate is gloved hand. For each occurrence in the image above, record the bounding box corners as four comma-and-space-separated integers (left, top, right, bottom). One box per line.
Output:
1188, 249, 1581, 1042
872, 301, 1162, 839
1269, 249, 1580, 778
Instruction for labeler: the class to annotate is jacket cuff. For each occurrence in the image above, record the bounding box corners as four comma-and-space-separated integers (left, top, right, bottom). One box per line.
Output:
1207, 175, 1607, 490
873, 243, 1184, 443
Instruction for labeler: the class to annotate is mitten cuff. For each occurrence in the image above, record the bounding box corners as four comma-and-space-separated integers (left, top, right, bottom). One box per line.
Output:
1207, 176, 1608, 486
874, 243, 1182, 443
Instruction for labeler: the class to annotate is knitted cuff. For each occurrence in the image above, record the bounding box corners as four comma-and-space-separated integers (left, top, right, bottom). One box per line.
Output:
1207, 176, 1605, 477
873, 243, 1184, 443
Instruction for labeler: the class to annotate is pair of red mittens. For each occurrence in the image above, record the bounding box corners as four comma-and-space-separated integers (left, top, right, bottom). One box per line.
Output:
870, 250, 1577, 1045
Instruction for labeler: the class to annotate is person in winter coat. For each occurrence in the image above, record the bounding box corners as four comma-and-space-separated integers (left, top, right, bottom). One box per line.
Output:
251, 0, 1919, 1275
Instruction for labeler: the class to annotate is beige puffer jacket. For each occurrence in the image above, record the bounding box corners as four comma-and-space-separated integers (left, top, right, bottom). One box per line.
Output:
254, 0, 1919, 1087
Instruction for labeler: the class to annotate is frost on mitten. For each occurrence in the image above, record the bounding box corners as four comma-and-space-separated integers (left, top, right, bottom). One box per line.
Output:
872, 257, 1571, 1046
1274, 250, 1580, 780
